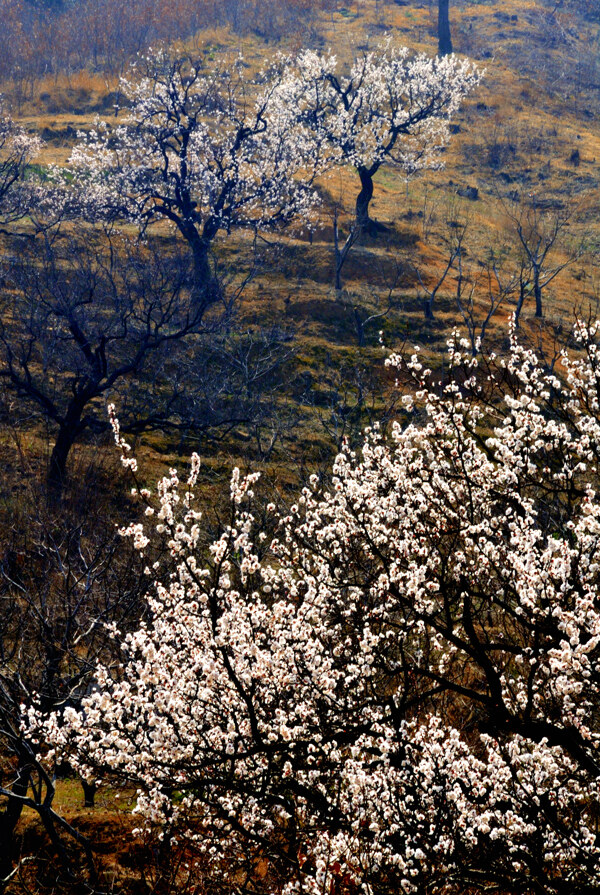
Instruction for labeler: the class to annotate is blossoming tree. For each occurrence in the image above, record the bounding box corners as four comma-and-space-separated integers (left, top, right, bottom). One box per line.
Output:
0, 100, 41, 227
69, 52, 324, 317
32, 318, 600, 894
276, 44, 481, 286
69, 45, 481, 298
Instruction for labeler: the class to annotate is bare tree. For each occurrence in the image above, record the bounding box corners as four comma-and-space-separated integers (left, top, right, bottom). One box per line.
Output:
0, 234, 207, 496
0, 230, 303, 498
0, 494, 148, 890
454, 245, 514, 355
505, 195, 583, 320
411, 208, 511, 351
414, 213, 468, 321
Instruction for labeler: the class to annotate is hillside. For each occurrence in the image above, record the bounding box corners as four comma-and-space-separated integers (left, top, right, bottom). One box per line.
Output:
1, 1, 600, 892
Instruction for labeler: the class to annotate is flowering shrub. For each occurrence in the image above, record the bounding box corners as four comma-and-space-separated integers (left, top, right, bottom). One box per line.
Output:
37, 322, 600, 894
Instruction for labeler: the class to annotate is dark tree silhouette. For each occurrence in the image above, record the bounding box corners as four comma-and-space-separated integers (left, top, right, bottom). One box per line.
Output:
438, 0, 453, 56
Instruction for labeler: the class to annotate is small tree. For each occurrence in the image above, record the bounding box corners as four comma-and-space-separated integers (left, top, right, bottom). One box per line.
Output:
413, 214, 467, 321
280, 42, 480, 286
413, 210, 512, 350
35, 319, 600, 894
70, 52, 323, 317
507, 194, 582, 320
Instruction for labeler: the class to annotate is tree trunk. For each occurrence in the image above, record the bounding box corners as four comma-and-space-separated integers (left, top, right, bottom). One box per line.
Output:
333, 209, 345, 291
81, 778, 96, 808
185, 223, 221, 319
515, 279, 526, 326
333, 209, 342, 291
353, 307, 366, 347
335, 253, 342, 292
0, 764, 30, 892
48, 429, 75, 498
356, 166, 389, 236
192, 241, 215, 312
356, 167, 375, 231
47, 406, 85, 499
534, 269, 543, 318
336, 166, 385, 290
333, 209, 360, 292
438, 0, 453, 56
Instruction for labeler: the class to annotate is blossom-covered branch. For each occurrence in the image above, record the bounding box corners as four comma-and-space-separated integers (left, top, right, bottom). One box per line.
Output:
32, 321, 600, 893
0, 100, 42, 228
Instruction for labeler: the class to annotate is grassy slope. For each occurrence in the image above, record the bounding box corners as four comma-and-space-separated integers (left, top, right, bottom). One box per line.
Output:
7, 4, 600, 481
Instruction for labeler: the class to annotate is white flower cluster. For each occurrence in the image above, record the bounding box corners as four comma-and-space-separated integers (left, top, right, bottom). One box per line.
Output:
32, 324, 600, 893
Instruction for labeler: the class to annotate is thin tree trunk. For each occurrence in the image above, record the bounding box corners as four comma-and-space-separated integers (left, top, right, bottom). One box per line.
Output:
353, 307, 365, 346
438, 0, 453, 56
534, 270, 543, 318
334, 225, 360, 292
515, 280, 526, 325
333, 208, 343, 291
0, 765, 30, 892
333, 207, 362, 292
